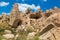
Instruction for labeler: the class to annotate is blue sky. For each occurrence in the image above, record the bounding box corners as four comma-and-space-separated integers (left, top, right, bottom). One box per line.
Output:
0, 0, 60, 14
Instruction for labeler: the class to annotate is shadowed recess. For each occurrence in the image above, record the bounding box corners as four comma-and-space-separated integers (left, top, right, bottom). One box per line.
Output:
30, 13, 42, 19
40, 24, 55, 35
12, 19, 22, 28
54, 22, 60, 27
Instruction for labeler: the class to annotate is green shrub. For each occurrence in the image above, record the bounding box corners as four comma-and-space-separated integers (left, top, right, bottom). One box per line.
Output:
16, 35, 27, 40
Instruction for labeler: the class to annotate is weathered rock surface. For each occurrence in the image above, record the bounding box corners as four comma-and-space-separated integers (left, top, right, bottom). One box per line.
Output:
27, 32, 36, 40
0, 3, 60, 40
3, 34, 14, 39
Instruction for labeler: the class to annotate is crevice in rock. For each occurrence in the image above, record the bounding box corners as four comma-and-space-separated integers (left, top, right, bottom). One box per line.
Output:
12, 19, 22, 28
40, 24, 55, 35
52, 33, 56, 40
54, 23, 60, 27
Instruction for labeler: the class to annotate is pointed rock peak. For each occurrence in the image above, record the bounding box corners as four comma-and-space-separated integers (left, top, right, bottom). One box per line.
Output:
10, 3, 19, 14
49, 9, 54, 12
14, 3, 18, 7
38, 10, 42, 13
54, 6, 58, 10
38, 9, 44, 17
26, 8, 30, 14
45, 10, 50, 13
12, 3, 18, 11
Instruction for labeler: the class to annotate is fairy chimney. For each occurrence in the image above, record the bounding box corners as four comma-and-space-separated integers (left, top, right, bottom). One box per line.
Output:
53, 6, 60, 13
9, 3, 22, 28
45, 10, 53, 17
54, 6, 58, 11
38, 10, 44, 17
26, 8, 30, 14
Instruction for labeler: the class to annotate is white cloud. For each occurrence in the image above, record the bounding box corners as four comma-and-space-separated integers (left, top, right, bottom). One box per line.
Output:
18, 3, 40, 13
2, 12, 10, 15
0, 2, 9, 6
43, 0, 47, 2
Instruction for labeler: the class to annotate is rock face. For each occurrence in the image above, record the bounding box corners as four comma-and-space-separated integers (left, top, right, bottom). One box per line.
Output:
3, 34, 14, 39
0, 13, 7, 23
0, 3, 60, 40
27, 32, 36, 40
9, 3, 21, 28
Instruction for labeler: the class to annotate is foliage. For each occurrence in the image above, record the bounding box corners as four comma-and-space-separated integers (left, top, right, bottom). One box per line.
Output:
16, 35, 27, 40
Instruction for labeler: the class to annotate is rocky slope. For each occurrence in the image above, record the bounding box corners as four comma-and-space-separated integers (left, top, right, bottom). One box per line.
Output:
0, 3, 60, 40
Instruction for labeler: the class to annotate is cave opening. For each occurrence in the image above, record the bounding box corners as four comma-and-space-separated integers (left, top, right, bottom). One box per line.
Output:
30, 13, 42, 19
12, 19, 22, 28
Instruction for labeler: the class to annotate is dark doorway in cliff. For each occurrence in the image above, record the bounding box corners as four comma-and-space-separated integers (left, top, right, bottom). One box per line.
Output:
12, 19, 22, 28
40, 24, 55, 35
30, 13, 42, 19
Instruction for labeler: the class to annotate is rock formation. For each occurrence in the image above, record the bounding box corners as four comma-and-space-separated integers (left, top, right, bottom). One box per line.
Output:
0, 3, 60, 40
